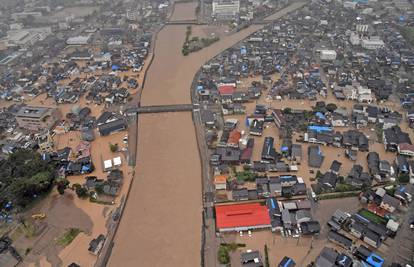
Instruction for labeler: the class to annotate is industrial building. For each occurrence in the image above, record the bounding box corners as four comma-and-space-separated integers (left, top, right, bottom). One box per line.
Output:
215, 203, 271, 232
212, 0, 240, 19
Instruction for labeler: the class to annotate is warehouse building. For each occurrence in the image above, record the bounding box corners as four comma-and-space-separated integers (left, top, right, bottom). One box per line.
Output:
215, 203, 271, 232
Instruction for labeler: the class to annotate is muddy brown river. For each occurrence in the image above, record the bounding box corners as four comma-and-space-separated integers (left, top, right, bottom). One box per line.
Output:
108, 2, 306, 267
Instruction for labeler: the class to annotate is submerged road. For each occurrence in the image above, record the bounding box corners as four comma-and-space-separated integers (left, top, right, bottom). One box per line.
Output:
108, 2, 307, 267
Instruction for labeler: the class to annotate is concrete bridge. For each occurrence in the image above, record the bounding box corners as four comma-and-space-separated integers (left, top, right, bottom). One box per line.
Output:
165, 20, 207, 25
136, 104, 197, 114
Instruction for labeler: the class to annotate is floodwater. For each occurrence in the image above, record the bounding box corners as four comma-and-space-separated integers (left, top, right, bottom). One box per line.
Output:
109, 113, 202, 267
221, 197, 361, 266
169, 1, 198, 21
110, 3, 309, 267
141, 24, 261, 106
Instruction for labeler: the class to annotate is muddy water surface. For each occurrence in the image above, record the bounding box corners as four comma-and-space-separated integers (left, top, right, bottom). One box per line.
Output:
109, 3, 308, 267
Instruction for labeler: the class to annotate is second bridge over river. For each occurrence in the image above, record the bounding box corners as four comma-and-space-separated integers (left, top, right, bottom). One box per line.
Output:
135, 103, 198, 114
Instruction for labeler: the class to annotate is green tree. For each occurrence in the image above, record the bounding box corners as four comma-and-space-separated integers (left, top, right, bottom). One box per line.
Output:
283, 107, 292, 114
218, 245, 230, 264
109, 143, 118, 152
75, 186, 89, 199
398, 173, 410, 184
56, 178, 69, 195
326, 103, 337, 113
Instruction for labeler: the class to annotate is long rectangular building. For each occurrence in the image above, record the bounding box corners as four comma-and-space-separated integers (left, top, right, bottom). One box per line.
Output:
215, 203, 271, 232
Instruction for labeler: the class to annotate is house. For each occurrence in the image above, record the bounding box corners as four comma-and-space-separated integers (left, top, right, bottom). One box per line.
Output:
241, 143, 253, 164
281, 209, 292, 229
291, 144, 302, 162
331, 114, 348, 127
240, 250, 263, 267
329, 160, 342, 174
328, 230, 353, 250
332, 209, 350, 225
367, 152, 380, 176
272, 109, 286, 128
295, 209, 312, 224
217, 147, 240, 164
409, 161, 414, 182
314, 247, 339, 267
218, 85, 235, 97
232, 188, 249, 201
250, 119, 264, 136
318, 172, 338, 191
201, 110, 216, 128
107, 169, 123, 185
395, 155, 410, 175
398, 143, 414, 157
88, 234, 105, 255
347, 165, 372, 188
308, 145, 324, 168
363, 229, 381, 248
269, 179, 282, 197
214, 175, 227, 190
300, 221, 321, 235
394, 185, 412, 204
227, 130, 241, 148
380, 194, 400, 213
97, 112, 127, 136
262, 137, 278, 162
383, 126, 411, 152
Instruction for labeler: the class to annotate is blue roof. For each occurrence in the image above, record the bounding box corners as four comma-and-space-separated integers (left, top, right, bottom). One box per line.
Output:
270, 198, 276, 209
315, 112, 326, 120
308, 125, 332, 133
111, 65, 120, 71
240, 47, 247, 55
281, 146, 289, 152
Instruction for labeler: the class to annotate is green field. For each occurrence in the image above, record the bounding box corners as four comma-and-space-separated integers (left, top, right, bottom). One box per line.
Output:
358, 209, 387, 225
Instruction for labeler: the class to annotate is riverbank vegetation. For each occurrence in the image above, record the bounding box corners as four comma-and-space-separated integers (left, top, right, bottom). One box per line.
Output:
182, 26, 220, 56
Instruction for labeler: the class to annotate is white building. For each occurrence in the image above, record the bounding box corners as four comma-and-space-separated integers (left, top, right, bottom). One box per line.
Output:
356, 24, 369, 33
66, 34, 92, 45
320, 50, 337, 61
357, 86, 373, 103
361, 38, 385, 50
349, 32, 385, 50
212, 0, 240, 19
5, 27, 52, 48
350, 32, 361, 45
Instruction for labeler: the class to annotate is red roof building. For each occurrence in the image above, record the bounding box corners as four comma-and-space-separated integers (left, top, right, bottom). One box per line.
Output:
215, 203, 271, 232
218, 85, 235, 96
227, 130, 241, 147
398, 143, 414, 157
